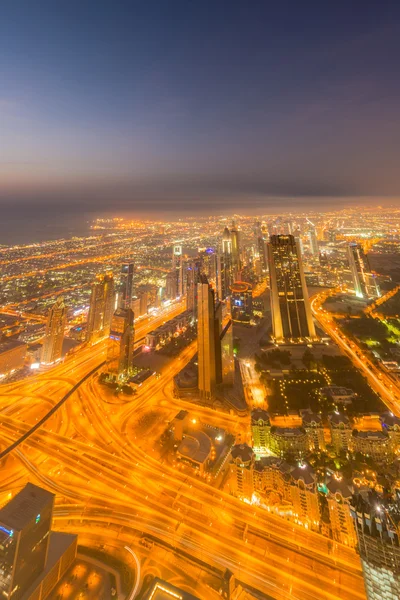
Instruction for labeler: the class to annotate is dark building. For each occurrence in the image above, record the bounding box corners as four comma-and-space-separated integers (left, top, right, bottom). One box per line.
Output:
230, 281, 253, 323
119, 262, 135, 309
0, 483, 55, 600
350, 491, 400, 600
267, 234, 316, 341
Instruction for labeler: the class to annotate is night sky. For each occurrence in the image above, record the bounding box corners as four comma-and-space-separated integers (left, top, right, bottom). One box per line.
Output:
1, 1, 400, 216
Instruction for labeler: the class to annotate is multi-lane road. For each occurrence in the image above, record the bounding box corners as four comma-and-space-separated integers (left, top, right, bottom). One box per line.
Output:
0, 299, 366, 600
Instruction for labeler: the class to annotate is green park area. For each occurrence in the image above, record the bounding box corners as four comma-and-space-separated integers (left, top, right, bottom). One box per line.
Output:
255, 349, 383, 414
340, 313, 400, 351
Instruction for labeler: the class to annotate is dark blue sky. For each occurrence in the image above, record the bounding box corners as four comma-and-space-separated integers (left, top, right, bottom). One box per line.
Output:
1, 1, 400, 215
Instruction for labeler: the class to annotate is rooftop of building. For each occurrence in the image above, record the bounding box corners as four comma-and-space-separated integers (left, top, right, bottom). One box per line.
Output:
0, 339, 27, 353
20, 531, 77, 600
0, 483, 55, 531
328, 412, 351, 426
301, 412, 323, 426
352, 429, 389, 440
270, 426, 306, 438
251, 408, 270, 424
321, 386, 354, 396
290, 463, 316, 485
142, 577, 201, 600
230, 281, 252, 293
327, 475, 353, 499
254, 456, 292, 475
177, 431, 212, 465
231, 443, 254, 463
380, 411, 400, 428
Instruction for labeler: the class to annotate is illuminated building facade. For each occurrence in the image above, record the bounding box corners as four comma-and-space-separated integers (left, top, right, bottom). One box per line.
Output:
230, 221, 241, 279
119, 262, 134, 309
351, 430, 393, 464
41, 296, 66, 365
86, 273, 115, 343
230, 282, 253, 323
106, 308, 135, 380
229, 444, 255, 499
220, 319, 235, 386
267, 234, 316, 342
329, 413, 352, 454
251, 409, 271, 453
347, 243, 380, 299
326, 476, 357, 548
0, 340, 27, 378
289, 464, 320, 531
197, 276, 217, 398
302, 412, 326, 452
350, 492, 400, 600
0, 483, 54, 600
269, 426, 309, 460
308, 228, 319, 256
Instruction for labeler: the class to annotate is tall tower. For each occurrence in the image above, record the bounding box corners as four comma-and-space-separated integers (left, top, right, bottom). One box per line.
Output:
86, 273, 115, 343
230, 221, 241, 279
217, 226, 234, 300
41, 296, 66, 364
106, 308, 135, 380
308, 228, 319, 256
0, 483, 55, 600
267, 234, 316, 341
119, 262, 134, 309
186, 259, 201, 313
347, 243, 380, 299
350, 492, 400, 600
197, 275, 217, 398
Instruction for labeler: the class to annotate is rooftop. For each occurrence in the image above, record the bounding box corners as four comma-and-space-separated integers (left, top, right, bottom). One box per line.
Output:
0, 483, 54, 531
142, 578, 201, 600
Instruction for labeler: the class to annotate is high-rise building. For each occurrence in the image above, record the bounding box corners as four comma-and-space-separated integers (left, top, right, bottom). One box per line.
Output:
0, 483, 55, 600
350, 491, 400, 600
230, 221, 241, 279
308, 228, 319, 256
257, 224, 268, 271
230, 281, 253, 323
106, 308, 135, 380
119, 262, 134, 309
220, 319, 235, 386
347, 243, 380, 299
197, 276, 217, 398
186, 259, 201, 313
267, 234, 316, 342
165, 270, 178, 300
41, 297, 67, 365
86, 273, 115, 343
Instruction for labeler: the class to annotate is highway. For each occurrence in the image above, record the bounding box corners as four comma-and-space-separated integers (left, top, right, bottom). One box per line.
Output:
310, 290, 400, 416
0, 298, 366, 600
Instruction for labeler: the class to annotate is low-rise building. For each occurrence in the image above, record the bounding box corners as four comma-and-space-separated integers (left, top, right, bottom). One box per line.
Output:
270, 427, 309, 460
0, 339, 27, 378
290, 464, 320, 531
321, 386, 354, 405
251, 409, 271, 452
229, 444, 255, 499
329, 412, 352, 454
351, 430, 393, 463
302, 411, 326, 452
326, 475, 357, 548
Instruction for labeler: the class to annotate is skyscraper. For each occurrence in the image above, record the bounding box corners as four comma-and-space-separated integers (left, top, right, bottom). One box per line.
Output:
0, 483, 55, 600
267, 234, 316, 342
86, 273, 115, 343
230, 281, 253, 323
230, 221, 241, 279
41, 296, 66, 364
217, 226, 234, 301
106, 307, 135, 380
186, 259, 201, 313
308, 228, 319, 256
119, 262, 134, 309
350, 491, 400, 600
197, 275, 216, 398
347, 243, 380, 299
